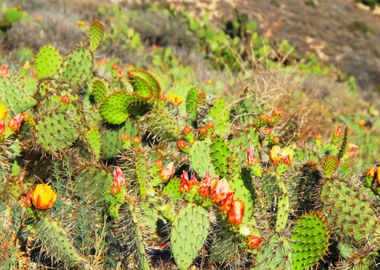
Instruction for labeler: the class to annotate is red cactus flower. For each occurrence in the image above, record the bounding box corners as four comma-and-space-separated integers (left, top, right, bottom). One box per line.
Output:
219, 192, 234, 214
177, 140, 188, 150
180, 171, 191, 193
113, 167, 126, 186
228, 199, 245, 226
8, 113, 23, 133
247, 236, 263, 249
198, 171, 211, 198
348, 143, 358, 158
210, 178, 233, 203
0, 120, 5, 136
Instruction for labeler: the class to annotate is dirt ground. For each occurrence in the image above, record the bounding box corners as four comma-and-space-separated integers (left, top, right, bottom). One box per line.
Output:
135, 0, 380, 92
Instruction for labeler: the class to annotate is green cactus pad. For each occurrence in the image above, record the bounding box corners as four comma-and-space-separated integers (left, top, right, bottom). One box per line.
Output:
89, 20, 104, 52
253, 235, 291, 270
144, 106, 181, 141
99, 92, 132, 125
128, 69, 161, 100
92, 79, 109, 105
290, 213, 329, 270
186, 87, 205, 123
35, 111, 80, 152
35, 45, 62, 79
133, 148, 149, 200
35, 219, 90, 268
85, 127, 101, 158
163, 178, 181, 199
59, 48, 93, 86
207, 98, 230, 137
210, 136, 232, 178
320, 179, 377, 243
321, 155, 339, 179
74, 167, 113, 201
0, 76, 37, 114
189, 139, 217, 177
171, 204, 210, 270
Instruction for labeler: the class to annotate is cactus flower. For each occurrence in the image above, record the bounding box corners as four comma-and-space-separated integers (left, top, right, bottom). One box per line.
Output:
272, 108, 282, 118
177, 140, 188, 150
334, 125, 343, 138
31, 184, 57, 210
269, 145, 282, 165
366, 166, 377, 178
158, 162, 175, 183
0, 103, 7, 121
247, 236, 263, 249
348, 143, 358, 158
113, 167, 126, 186
198, 171, 211, 197
0, 121, 5, 136
228, 199, 245, 226
247, 146, 258, 166
281, 147, 293, 165
24, 189, 34, 207
210, 178, 233, 203
179, 171, 198, 193
60, 94, 70, 104
166, 93, 183, 106
8, 113, 23, 133
182, 125, 193, 135
0, 65, 8, 77
219, 192, 234, 214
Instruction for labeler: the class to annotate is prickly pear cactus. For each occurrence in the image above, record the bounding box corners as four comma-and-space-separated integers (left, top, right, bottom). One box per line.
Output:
34, 218, 90, 269
290, 212, 329, 270
253, 235, 291, 270
35, 45, 62, 79
170, 204, 210, 270
320, 178, 377, 243
89, 20, 104, 52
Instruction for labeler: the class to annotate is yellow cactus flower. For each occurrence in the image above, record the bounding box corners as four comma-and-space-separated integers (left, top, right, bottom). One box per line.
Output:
0, 103, 8, 121
166, 93, 183, 106
31, 184, 57, 210
269, 145, 282, 165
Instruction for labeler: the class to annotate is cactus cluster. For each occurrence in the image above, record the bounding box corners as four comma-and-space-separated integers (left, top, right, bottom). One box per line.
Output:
0, 18, 379, 270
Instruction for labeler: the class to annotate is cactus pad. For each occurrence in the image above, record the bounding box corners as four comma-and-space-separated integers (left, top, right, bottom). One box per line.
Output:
189, 139, 217, 177
290, 212, 329, 270
92, 79, 109, 105
171, 204, 210, 270
89, 20, 104, 52
321, 155, 339, 179
35, 45, 62, 79
59, 48, 93, 86
320, 179, 377, 243
208, 98, 230, 137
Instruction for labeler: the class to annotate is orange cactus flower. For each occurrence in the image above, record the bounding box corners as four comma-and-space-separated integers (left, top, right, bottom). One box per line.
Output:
60, 95, 70, 104
158, 162, 175, 183
8, 113, 23, 133
366, 166, 377, 178
247, 236, 263, 249
272, 108, 282, 118
166, 93, 183, 106
334, 125, 343, 138
269, 145, 282, 165
0, 65, 8, 77
31, 184, 57, 210
228, 199, 245, 226
210, 178, 233, 203
24, 189, 34, 207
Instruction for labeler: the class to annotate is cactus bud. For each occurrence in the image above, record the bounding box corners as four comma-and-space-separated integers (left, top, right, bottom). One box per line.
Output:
247, 236, 263, 249
159, 162, 175, 182
0, 65, 9, 77
60, 95, 70, 104
228, 199, 245, 226
272, 108, 282, 118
